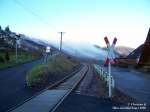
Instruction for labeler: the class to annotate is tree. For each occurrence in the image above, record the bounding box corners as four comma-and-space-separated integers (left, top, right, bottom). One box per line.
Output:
5, 50, 10, 62
5, 26, 10, 32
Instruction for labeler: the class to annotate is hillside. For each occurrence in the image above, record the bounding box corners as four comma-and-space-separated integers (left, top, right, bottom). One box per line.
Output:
114, 46, 134, 57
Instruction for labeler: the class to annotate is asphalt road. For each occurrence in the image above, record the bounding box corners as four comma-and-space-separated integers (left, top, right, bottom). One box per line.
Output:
103, 66, 150, 105
0, 58, 44, 112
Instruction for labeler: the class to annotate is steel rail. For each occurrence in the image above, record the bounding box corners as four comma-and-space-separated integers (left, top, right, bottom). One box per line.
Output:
7, 64, 83, 112
50, 65, 89, 112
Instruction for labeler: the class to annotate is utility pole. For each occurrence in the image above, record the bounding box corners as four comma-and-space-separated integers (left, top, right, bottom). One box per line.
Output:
15, 34, 20, 63
16, 40, 18, 63
58, 32, 65, 52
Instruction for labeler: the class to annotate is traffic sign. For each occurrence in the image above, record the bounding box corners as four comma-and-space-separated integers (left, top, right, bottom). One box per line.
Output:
104, 37, 117, 65
46, 46, 51, 53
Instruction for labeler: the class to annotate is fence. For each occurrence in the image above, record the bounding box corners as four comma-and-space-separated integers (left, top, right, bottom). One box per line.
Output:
93, 64, 115, 89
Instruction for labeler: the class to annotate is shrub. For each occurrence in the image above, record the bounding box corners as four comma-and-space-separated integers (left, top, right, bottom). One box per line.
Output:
5, 51, 10, 62
26, 64, 49, 87
26, 54, 79, 87
0, 56, 4, 63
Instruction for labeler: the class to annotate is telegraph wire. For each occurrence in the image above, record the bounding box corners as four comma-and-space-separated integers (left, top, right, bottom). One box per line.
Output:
12, 0, 58, 32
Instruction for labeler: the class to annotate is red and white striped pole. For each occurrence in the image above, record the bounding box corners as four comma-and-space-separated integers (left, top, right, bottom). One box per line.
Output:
111, 37, 117, 64
104, 37, 110, 65
104, 36, 110, 48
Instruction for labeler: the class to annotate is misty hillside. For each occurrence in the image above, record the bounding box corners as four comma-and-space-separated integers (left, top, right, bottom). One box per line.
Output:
114, 46, 134, 57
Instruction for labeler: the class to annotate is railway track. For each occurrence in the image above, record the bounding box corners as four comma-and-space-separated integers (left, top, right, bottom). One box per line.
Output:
10, 64, 89, 112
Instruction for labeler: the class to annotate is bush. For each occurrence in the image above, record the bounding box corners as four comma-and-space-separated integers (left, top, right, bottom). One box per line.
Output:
47, 55, 76, 74
5, 51, 10, 62
26, 64, 49, 87
26, 54, 79, 87
0, 56, 5, 63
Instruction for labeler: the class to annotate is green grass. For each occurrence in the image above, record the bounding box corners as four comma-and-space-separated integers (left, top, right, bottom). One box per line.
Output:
0, 51, 36, 69
48, 55, 77, 73
26, 54, 79, 87
26, 64, 49, 87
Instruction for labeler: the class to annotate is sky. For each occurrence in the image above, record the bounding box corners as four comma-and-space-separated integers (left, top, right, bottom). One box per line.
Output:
0, 0, 150, 59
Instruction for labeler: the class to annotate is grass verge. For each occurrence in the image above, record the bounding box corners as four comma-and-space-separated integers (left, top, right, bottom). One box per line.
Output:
26, 64, 49, 87
26, 54, 79, 87
93, 67, 137, 104
0, 51, 40, 69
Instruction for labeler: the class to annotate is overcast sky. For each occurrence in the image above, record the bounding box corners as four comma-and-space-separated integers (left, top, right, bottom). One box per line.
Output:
0, 0, 150, 58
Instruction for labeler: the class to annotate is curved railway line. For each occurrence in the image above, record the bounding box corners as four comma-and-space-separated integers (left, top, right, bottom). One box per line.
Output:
9, 64, 89, 112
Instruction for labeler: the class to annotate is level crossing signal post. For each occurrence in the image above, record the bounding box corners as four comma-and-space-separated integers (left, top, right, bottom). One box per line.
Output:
104, 36, 117, 97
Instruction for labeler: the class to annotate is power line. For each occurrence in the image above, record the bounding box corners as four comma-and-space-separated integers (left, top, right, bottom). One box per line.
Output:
12, 0, 58, 32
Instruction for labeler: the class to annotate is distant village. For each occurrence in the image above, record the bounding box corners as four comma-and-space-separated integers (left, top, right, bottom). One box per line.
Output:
0, 25, 48, 51
0, 25, 53, 64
